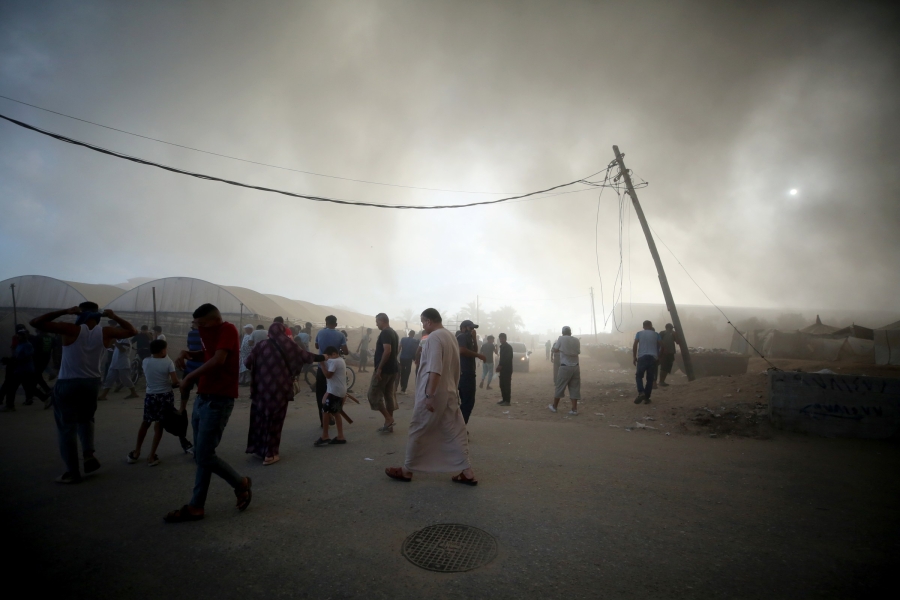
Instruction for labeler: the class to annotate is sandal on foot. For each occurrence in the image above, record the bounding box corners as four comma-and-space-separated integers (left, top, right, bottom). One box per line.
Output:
377, 422, 395, 433
385, 467, 411, 482
329, 439, 347, 445
164, 505, 204, 523
314, 438, 331, 447
55, 472, 82, 484
83, 457, 101, 473
452, 472, 478, 486
263, 455, 280, 465
235, 477, 252, 511
126, 451, 139, 464
148, 455, 160, 467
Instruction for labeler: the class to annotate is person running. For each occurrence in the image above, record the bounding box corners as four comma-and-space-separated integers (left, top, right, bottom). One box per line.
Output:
239, 324, 254, 386
357, 328, 372, 372
133, 325, 153, 361
314, 316, 349, 428
295, 323, 312, 351
496, 333, 514, 406
245, 322, 322, 464
385, 308, 477, 485
30, 327, 55, 397
127, 339, 180, 467
549, 326, 581, 415
633, 320, 661, 404
30, 303, 137, 483
180, 322, 203, 412
315, 346, 348, 447
164, 303, 251, 523
2, 325, 49, 411
97, 337, 139, 400
658, 323, 677, 387
398, 330, 418, 394
479, 335, 498, 390
368, 313, 399, 433
456, 320, 486, 424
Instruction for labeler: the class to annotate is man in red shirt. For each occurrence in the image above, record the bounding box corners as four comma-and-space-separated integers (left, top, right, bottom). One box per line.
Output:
164, 303, 251, 523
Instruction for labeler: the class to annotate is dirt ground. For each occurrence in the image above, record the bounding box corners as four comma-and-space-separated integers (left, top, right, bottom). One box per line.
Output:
2, 355, 899, 599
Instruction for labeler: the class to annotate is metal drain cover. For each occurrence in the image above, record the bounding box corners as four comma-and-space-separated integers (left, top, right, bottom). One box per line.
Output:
402, 524, 497, 572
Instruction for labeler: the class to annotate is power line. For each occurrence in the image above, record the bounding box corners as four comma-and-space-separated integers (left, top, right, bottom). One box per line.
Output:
0, 93, 518, 195
1, 113, 609, 210
649, 223, 778, 369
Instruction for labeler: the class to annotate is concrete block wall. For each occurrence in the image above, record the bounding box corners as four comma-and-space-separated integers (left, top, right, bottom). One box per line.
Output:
768, 371, 900, 439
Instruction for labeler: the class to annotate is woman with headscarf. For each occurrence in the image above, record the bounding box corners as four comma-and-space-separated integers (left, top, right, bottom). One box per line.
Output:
238, 324, 254, 386
244, 322, 322, 465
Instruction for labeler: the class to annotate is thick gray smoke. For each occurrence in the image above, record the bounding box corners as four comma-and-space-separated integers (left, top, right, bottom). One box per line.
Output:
1, 0, 898, 334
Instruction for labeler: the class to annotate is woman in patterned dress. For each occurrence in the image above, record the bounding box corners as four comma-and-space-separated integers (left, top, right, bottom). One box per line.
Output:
244, 322, 321, 465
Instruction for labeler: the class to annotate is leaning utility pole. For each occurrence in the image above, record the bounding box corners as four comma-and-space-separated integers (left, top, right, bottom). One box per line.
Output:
613, 145, 695, 381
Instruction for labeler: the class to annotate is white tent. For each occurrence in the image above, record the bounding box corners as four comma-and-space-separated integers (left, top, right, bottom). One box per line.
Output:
875, 320, 900, 366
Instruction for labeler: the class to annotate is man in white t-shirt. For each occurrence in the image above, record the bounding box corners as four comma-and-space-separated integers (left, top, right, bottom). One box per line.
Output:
316, 346, 348, 446
632, 320, 661, 404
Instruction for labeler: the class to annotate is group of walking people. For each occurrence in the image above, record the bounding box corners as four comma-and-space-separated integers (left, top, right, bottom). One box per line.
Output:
15, 301, 486, 522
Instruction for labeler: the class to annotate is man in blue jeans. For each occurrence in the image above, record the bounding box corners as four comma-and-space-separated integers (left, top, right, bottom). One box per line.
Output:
165, 303, 251, 523
633, 320, 661, 404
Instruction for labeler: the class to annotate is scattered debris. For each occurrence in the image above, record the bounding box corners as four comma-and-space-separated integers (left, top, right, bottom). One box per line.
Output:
634, 422, 656, 430
364, 458, 374, 461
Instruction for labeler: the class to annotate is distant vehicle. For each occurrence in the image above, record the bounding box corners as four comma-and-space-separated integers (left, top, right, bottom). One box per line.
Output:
509, 342, 532, 372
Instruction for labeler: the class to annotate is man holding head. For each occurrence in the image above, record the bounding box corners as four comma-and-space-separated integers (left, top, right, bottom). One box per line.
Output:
385, 308, 477, 485
315, 315, 349, 427
368, 313, 399, 432
549, 326, 581, 416
165, 303, 251, 522
30, 301, 137, 483
456, 319, 486, 424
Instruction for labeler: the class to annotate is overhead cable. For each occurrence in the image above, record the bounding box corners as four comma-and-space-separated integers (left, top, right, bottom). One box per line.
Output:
0, 94, 520, 195
1, 113, 609, 210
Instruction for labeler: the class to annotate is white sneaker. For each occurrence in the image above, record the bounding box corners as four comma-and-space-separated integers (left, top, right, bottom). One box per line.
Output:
548, 404, 557, 413
568, 410, 578, 416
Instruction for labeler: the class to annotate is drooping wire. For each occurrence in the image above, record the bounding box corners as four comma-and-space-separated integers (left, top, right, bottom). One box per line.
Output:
0, 94, 517, 195
0, 113, 616, 210
649, 223, 779, 369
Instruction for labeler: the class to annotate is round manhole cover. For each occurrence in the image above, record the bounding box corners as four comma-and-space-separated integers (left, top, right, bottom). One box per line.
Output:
402, 524, 497, 572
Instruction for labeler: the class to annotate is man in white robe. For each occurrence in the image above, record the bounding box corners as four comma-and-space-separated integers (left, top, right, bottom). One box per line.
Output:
385, 308, 477, 485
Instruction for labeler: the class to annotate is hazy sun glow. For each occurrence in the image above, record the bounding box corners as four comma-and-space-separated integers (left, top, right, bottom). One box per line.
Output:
789, 189, 798, 195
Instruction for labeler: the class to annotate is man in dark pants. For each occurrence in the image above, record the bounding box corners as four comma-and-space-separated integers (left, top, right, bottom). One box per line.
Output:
456, 320, 486, 424
314, 315, 349, 427
166, 303, 251, 522
398, 330, 418, 393
496, 333, 513, 406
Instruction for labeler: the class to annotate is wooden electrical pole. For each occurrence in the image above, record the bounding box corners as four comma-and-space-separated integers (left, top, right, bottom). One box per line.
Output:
152, 286, 158, 328
612, 145, 695, 381
10, 283, 18, 326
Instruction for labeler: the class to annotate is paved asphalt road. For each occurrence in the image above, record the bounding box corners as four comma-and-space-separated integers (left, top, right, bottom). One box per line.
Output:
3, 394, 898, 599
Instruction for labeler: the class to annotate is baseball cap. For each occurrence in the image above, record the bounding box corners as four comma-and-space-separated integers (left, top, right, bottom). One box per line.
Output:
460, 320, 479, 329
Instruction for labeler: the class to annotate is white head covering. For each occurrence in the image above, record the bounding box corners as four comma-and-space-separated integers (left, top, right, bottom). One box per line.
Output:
243, 324, 254, 331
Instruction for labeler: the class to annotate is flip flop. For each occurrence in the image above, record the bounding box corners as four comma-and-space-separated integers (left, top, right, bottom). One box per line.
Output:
328, 439, 347, 445
385, 467, 411, 482
164, 505, 204, 523
452, 472, 478, 486
263, 455, 280, 465
235, 477, 252, 511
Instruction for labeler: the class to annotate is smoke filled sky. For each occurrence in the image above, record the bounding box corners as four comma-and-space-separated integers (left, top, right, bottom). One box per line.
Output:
1, 0, 898, 334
